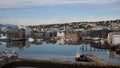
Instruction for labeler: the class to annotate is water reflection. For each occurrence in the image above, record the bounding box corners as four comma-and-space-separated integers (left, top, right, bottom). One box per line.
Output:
31, 39, 44, 45
107, 50, 120, 59
56, 38, 65, 45
0, 42, 8, 45
0, 38, 120, 63
0, 41, 30, 49
65, 38, 80, 45
45, 39, 57, 44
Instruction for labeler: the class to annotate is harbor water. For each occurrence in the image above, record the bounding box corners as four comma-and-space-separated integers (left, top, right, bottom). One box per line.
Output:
0, 40, 120, 63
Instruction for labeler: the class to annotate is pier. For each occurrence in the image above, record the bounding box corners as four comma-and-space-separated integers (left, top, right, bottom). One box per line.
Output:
80, 45, 107, 51
83, 54, 110, 64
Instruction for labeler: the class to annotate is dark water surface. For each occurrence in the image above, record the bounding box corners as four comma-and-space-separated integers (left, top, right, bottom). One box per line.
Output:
0, 40, 120, 63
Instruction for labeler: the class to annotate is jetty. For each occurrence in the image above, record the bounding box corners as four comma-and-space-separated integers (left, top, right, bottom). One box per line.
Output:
83, 54, 111, 64
75, 54, 114, 65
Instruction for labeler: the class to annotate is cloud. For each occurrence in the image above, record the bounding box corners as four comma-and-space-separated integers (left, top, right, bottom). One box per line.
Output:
0, 0, 119, 8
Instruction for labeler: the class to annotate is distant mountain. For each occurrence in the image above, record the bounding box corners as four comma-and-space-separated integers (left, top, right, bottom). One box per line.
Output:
0, 24, 18, 28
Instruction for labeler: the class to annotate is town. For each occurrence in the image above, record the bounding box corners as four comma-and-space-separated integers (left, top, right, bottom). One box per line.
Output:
0, 19, 120, 68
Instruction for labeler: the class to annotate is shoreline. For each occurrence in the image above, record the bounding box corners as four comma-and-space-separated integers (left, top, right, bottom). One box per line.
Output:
1, 59, 120, 68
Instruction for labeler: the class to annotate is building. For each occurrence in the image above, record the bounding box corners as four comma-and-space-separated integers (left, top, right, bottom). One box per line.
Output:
112, 35, 120, 45
25, 27, 31, 38
18, 28, 26, 39
65, 31, 79, 39
65, 31, 79, 44
108, 32, 120, 45
7, 31, 19, 39
57, 31, 65, 39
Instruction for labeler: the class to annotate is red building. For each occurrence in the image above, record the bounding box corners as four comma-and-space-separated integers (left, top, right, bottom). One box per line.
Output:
65, 31, 79, 45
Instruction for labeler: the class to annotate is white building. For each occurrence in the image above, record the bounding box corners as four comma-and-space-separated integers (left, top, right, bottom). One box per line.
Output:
18, 25, 31, 38
57, 31, 65, 39
108, 32, 120, 45
112, 35, 120, 45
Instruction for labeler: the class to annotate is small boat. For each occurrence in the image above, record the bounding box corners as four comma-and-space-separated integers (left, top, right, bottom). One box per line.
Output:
75, 53, 89, 62
0, 36, 10, 42
75, 52, 80, 61
28, 38, 34, 42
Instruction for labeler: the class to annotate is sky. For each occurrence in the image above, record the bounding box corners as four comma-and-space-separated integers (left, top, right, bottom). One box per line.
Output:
0, 0, 120, 25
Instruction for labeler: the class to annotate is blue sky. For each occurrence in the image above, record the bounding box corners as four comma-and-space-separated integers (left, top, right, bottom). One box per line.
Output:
0, 0, 120, 25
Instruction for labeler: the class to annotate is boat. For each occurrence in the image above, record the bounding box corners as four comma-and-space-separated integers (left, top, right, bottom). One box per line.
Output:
28, 38, 35, 42
75, 52, 90, 62
75, 52, 80, 61
0, 36, 10, 42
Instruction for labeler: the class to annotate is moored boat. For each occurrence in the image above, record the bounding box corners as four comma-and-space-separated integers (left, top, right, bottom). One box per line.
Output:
0, 36, 10, 42
75, 52, 90, 62
75, 52, 80, 61
28, 38, 35, 42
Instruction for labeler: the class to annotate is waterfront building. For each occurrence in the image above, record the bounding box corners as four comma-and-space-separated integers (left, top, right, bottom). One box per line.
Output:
65, 31, 79, 38
43, 31, 50, 38
18, 28, 26, 39
107, 32, 120, 45
19, 25, 31, 38
57, 31, 65, 39
65, 31, 79, 44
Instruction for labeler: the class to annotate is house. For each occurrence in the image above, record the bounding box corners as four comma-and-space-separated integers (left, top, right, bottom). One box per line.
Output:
57, 30, 65, 39
65, 31, 79, 44
18, 28, 26, 39
65, 31, 79, 39
107, 32, 120, 45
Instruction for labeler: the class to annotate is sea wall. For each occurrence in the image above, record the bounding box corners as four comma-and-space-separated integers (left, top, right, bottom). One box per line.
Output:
1, 59, 120, 68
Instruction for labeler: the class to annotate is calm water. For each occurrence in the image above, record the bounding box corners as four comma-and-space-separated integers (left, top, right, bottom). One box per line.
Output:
0, 40, 120, 63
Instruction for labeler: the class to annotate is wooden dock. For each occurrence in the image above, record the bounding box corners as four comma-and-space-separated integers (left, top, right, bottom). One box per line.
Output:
83, 54, 113, 64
